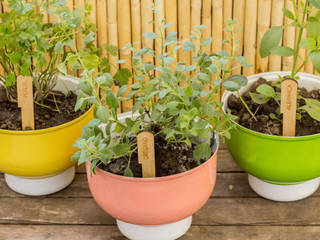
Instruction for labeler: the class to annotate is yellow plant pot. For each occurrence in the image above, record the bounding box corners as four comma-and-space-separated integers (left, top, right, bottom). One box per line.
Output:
0, 75, 94, 177
0, 107, 94, 177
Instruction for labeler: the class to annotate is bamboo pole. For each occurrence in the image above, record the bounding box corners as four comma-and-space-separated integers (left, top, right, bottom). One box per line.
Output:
165, 0, 177, 72
269, 0, 284, 72
88, 0, 97, 46
118, 0, 133, 112
141, 0, 154, 65
131, 0, 142, 84
305, 58, 314, 73
107, 0, 121, 112
66, 0, 73, 11
97, 0, 108, 55
282, 0, 295, 71
212, 0, 223, 100
191, 0, 201, 56
155, 0, 165, 77
243, 0, 257, 76
178, 0, 191, 65
256, 0, 272, 73
212, 0, 223, 54
295, 0, 306, 73
131, 0, 142, 49
202, 0, 211, 53
74, 0, 85, 50
223, 0, 233, 54
232, 0, 245, 75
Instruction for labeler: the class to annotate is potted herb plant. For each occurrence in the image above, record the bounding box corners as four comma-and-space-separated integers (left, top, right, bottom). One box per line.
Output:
222, 0, 320, 201
0, 0, 101, 196
70, 14, 244, 240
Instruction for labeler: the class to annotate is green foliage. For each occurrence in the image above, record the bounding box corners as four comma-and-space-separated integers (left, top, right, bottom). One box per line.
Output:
299, 98, 320, 121
250, 83, 280, 105
260, 0, 320, 77
256, 0, 320, 123
70, 12, 247, 176
0, 0, 97, 105
260, 26, 283, 58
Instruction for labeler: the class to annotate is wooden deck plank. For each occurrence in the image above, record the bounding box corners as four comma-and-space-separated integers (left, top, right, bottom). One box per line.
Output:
0, 172, 257, 198
1, 225, 320, 240
1, 197, 320, 225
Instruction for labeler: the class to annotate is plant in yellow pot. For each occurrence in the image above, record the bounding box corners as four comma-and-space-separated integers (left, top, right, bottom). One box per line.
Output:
0, 0, 116, 196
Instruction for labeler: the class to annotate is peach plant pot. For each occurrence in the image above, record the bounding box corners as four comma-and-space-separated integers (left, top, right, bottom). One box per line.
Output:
86, 133, 218, 240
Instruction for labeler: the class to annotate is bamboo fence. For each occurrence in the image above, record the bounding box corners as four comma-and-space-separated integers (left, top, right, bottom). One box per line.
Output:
0, 0, 318, 112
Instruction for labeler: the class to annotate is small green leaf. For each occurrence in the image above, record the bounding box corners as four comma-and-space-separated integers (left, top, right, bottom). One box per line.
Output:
223, 75, 248, 92
249, 92, 271, 104
95, 106, 110, 123
235, 56, 253, 67
112, 144, 131, 157
71, 151, 81, 162
310, 50, 320, 73
185, 86, 194, 97
306, 21, 320, 37
270, 46, 294, 57
5, 73, 16, 87
144, 32, 159, 40
114, 68, 132, 86
106, 91, 119, 109
310, 0, 320, 9
193, 142, 211, 163
260, 26, 283, 58
300, 38, 317, 50
183, 41, 195, 52
282, 8, 295, 20
300, 98, 320, 121
124, 166, 134, 177
203, 37, 212, 47
57, 62, 67, 75
83, 32, 96, 44
75, 98, 86, 111
256, 84, 276, 98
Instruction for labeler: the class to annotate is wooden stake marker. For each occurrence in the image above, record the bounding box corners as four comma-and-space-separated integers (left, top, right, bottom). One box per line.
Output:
17, 76, 35, 130
281, 78, 298, 137
137, 131, 156, 178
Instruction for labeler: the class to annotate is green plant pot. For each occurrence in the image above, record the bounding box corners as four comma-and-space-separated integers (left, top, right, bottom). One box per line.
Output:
222, 72, 320, 201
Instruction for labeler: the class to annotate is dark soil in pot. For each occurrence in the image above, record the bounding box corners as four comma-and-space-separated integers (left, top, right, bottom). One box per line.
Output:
100, 126, 213, 178
227, 77, 320, 136
0, 91, 87, 131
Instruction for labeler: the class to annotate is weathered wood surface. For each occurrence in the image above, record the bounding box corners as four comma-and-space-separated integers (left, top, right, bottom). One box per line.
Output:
1, 149, 319, 239
1, 197, 320, 225
2, 225, 320, 240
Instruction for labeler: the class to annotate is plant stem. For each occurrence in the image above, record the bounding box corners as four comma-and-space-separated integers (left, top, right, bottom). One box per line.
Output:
236, 91, 258, 121
291, 0, 309, 78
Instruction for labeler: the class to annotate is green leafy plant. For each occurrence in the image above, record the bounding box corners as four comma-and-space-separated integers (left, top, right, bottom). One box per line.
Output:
226, 0, 320, 124
0, 0, 96, 107
69, 13, 246, 176
259, 0, 320, 122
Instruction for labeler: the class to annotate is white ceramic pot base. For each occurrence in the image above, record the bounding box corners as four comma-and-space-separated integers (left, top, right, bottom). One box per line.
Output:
117, 216, 192, 240
248, 174, 320, 202
4, 166, 75, 196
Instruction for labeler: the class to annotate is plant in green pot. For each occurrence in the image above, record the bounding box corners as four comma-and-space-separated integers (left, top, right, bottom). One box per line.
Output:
0, 0, 102, 196
222, 0, 320, 202
69, 15, 242, 240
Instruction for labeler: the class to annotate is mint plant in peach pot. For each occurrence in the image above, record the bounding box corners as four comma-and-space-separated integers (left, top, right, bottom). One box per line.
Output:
222, 0, 320, 202
70, 15, 239, 240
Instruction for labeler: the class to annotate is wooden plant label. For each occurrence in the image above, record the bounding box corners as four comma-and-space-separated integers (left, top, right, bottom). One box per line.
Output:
137, 131, 156, 178
280, 79, 298, 137
17, 76, 35, 130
